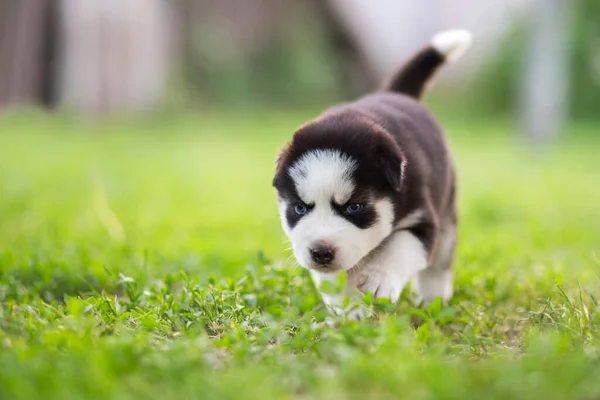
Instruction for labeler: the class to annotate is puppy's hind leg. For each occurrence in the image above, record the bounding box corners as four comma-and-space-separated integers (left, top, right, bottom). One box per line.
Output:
413, 217, 457, 303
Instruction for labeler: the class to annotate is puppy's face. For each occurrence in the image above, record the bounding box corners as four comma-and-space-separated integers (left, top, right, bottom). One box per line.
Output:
273, 113, 404, 273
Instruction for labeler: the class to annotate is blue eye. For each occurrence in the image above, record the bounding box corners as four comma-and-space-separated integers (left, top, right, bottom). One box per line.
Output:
294, 203, 308, 215
346, 203, 363, 214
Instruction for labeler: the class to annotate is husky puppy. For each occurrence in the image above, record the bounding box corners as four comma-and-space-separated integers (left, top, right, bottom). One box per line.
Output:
273, 30, 472, 316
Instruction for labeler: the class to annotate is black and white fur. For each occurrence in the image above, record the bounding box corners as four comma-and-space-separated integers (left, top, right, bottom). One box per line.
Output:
273, 30, 472, 317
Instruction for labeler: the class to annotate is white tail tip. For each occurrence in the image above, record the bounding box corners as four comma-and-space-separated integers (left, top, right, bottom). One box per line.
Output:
431, 29, 473, 62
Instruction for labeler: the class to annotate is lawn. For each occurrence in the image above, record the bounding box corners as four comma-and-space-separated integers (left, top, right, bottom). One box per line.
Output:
1, 109, 600, 399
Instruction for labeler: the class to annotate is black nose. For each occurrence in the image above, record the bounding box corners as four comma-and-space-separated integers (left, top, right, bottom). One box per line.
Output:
310, 246, 335, 265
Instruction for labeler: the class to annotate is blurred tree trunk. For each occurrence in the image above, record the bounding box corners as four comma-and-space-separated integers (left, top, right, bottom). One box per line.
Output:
314, 0, 375, 97
56, 0, 173, 115
179, 0, 374, 106
179, 0, 296, 104
519, 0, 571, 145
0, 0, 173, 115
0, 0, 54, 108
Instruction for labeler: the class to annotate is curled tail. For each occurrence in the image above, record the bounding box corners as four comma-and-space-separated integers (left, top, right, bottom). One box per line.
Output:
383, 29, 472, 99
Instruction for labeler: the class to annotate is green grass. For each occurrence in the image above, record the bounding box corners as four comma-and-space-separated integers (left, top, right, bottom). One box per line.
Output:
1, 109, 600, 399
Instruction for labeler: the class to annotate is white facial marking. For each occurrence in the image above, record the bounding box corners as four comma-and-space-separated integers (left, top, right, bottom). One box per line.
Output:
289, 149, 357, 205
278, 149, 395, 272
278, 198, 291, 236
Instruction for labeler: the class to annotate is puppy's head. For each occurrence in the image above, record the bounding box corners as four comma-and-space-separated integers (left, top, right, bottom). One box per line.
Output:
273, 112, 404, 273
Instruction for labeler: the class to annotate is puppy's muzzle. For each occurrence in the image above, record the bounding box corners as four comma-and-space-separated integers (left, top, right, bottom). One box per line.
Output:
310, 245, 335, 265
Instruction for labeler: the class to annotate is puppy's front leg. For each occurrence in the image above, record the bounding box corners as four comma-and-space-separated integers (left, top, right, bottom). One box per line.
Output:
348, 229, 429, 302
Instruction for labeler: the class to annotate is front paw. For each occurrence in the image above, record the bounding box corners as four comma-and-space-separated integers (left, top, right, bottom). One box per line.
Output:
349, 268, 405, 303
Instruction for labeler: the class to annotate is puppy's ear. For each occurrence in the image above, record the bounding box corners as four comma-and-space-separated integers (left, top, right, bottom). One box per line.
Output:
374, 136, 405, 192
381, 153, 404, 192
272, 146, 290, 187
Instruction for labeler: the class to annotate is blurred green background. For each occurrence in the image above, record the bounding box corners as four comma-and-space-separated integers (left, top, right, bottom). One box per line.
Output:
2, 0, 599, 124
1, 1, 600, 399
